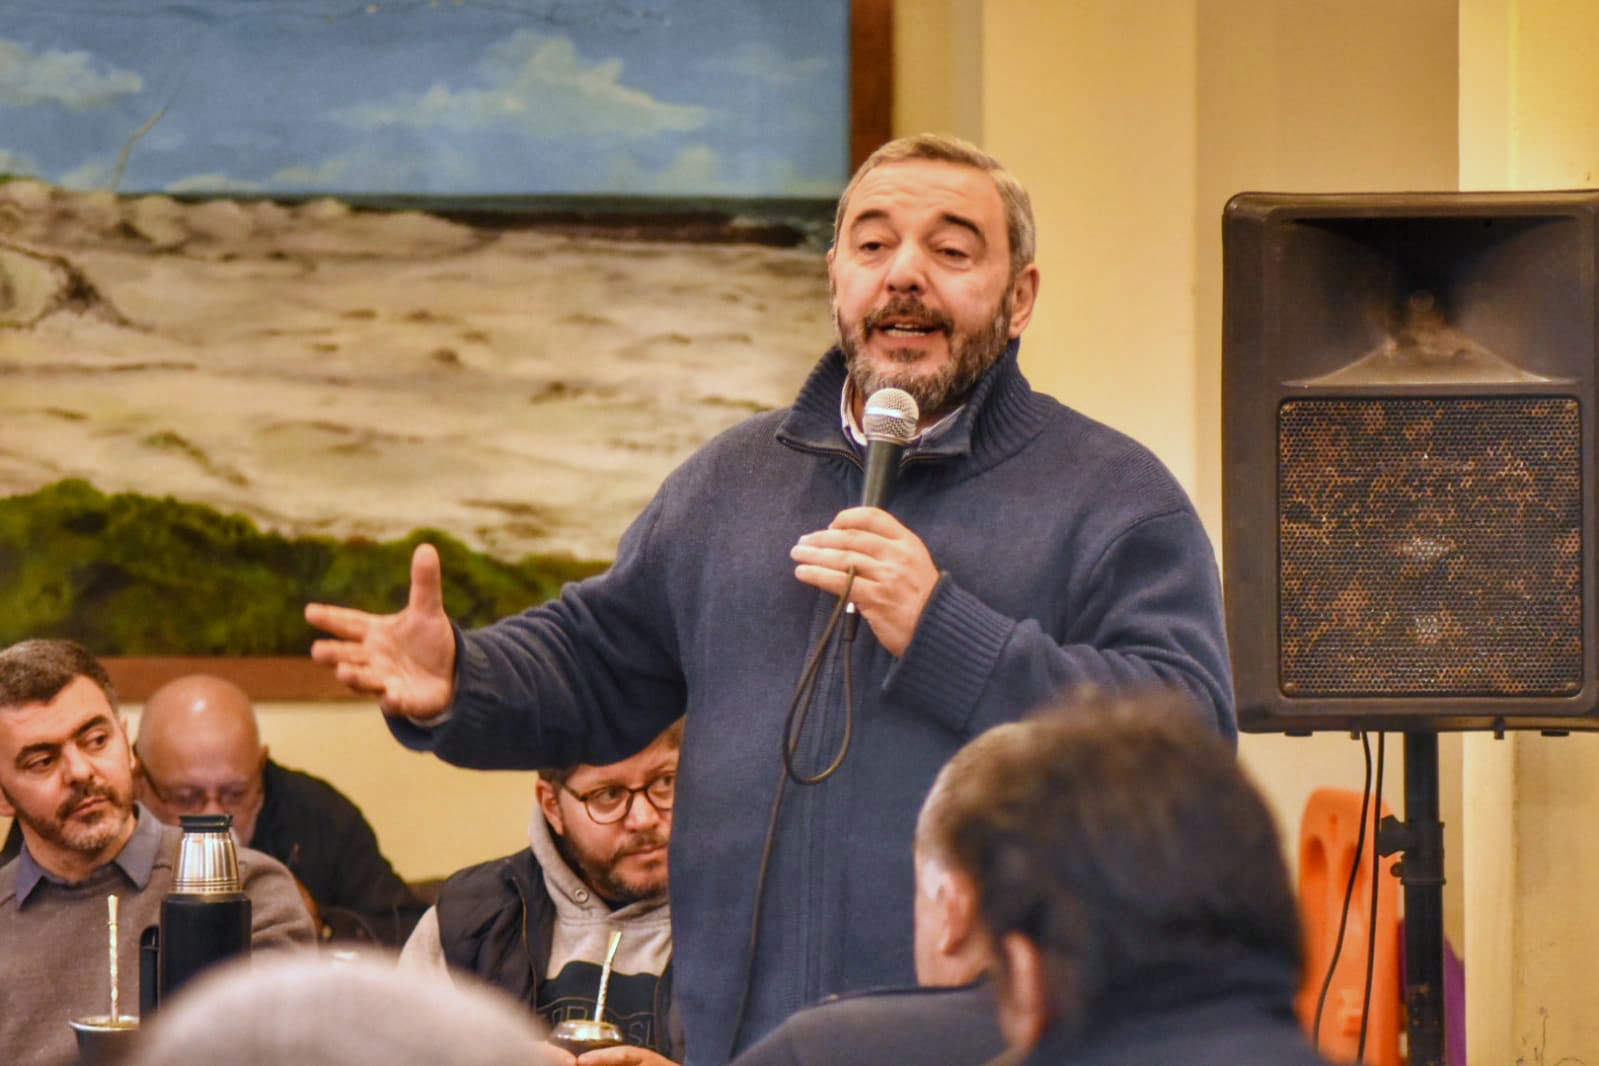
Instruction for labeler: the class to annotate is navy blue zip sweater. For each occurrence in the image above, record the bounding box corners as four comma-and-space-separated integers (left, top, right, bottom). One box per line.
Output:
391, 342, 1234, 1063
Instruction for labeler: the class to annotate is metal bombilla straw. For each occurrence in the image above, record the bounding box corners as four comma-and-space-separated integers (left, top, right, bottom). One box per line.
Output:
548, 929, 625, 1052
592, 928, 621, 1026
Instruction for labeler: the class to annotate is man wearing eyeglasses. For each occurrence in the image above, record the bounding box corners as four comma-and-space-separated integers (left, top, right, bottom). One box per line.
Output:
401, 718, 684, 1065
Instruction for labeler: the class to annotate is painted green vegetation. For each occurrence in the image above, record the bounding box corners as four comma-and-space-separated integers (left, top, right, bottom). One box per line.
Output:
0, 480, 608, 655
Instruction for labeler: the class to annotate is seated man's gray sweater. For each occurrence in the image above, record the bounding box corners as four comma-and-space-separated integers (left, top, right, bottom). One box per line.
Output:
0, 807, 317, 1066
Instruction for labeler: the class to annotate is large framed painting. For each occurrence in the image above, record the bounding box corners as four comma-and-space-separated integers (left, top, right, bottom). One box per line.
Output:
0, 0, 891, 696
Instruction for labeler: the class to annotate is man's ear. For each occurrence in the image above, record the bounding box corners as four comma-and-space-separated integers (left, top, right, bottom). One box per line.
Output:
121, 716, 138, 778
536, 778, 565, 837
0, 788, 14, 818
994, 931, 1050, 1052
937, 867, 982, 957
1006, 264, 1041, 339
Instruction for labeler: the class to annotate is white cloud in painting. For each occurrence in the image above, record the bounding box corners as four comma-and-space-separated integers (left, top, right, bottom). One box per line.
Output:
606, 143, 841, 198
58, 157, 118, 191
337, 30, 708, 138
0, 148, 41, 178
270, 154, 358, 189
0, 39, 143, 109
269, 141, 479, 193
748, 157, 844, 199
704, 42, 828, 87
167, 173, 264, 195
606, 143, 722, 193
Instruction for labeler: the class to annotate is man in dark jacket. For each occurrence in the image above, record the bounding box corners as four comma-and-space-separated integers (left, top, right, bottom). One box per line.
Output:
401, 720, 681, 1065
307, 133, 1234, 1062
134, 674, 423, 944
946, 689, 1329, 1066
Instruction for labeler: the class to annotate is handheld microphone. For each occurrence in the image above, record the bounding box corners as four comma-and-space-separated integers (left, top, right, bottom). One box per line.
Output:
859, 387, 920, 510
846, 388, 919, 633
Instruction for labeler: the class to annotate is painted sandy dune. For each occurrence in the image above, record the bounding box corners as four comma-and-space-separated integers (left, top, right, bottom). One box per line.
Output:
0, 182, 836, 562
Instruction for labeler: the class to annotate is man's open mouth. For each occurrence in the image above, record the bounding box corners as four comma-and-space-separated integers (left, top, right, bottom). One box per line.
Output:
870, 311, 951, 339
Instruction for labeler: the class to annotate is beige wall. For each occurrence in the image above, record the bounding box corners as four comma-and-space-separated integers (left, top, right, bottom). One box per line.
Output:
247, 703, 540, 879
984, 2, 1202, 493
1459, 3, 1599, 1062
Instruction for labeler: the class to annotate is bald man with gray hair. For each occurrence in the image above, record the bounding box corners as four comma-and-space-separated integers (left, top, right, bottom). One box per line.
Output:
135, 674, 422, 944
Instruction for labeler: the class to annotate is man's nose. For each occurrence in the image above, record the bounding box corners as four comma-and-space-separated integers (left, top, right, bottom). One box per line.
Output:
199, 793, 229, 816
622, 792, 663, 829
60, 745, 97, 783
884, 240, 928, 293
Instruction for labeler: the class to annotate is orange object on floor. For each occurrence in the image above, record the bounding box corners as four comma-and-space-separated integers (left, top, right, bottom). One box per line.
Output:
1296, 787, 1402, 1066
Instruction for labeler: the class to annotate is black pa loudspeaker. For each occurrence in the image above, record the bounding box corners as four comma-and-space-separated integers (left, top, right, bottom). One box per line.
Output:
1223, 191, 1599, 733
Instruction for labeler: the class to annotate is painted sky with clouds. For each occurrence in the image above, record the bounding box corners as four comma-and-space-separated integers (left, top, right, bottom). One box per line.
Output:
0, 0, 850, 198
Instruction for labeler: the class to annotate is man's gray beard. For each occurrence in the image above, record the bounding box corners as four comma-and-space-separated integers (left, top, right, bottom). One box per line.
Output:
839, 293, 1014, 420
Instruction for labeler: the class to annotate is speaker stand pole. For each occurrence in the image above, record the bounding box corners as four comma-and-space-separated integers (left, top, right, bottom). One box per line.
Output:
1377, 732, 1446, 1066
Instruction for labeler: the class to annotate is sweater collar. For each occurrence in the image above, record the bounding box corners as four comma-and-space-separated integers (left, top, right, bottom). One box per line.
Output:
777, 338, 1044, 468
1021, 953, 1303, 1063
14, 803, 163, 906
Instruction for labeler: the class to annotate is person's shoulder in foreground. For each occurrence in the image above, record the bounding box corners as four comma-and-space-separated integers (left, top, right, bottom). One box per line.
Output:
730, 981, 1001, 1066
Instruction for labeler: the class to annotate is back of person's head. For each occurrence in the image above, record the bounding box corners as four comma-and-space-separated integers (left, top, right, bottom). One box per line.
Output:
128, 951, 550, 1066
0, 638, 115, 711
922, 687, 1301, 1040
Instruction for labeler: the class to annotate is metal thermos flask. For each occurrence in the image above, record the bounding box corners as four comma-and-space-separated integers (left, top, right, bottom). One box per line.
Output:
139, 813, 251, 1015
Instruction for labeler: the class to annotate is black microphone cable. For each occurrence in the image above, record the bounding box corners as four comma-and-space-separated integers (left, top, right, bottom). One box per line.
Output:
1311, 730, 1374, 1054
1356, 732, 1388, 1063
725, 387, 919, 1058
726, 570, 856, 1059
780, 385, 917, 787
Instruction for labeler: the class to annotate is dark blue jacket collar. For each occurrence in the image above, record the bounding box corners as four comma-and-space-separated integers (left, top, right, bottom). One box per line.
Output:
776, 339, 1047, 470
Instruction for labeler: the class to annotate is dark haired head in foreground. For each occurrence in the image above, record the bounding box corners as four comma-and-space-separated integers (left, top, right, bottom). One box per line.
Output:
922, 688, 1328, 1065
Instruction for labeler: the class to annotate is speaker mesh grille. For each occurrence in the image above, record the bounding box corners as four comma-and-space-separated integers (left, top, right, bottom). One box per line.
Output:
1278, 397, 1583, 696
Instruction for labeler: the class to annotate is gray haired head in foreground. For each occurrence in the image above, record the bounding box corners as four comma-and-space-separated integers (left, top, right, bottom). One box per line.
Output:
128, 950, 551, 1066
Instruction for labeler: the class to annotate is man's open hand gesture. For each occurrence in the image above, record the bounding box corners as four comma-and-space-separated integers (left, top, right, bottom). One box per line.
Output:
305, 543, 457, 719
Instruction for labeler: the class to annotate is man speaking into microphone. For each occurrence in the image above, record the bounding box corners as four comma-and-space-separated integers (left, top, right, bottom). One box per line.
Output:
306, 134, 1233, 1063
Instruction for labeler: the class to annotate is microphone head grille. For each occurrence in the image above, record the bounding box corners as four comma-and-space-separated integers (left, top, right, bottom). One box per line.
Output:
862, 388, 920, 444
